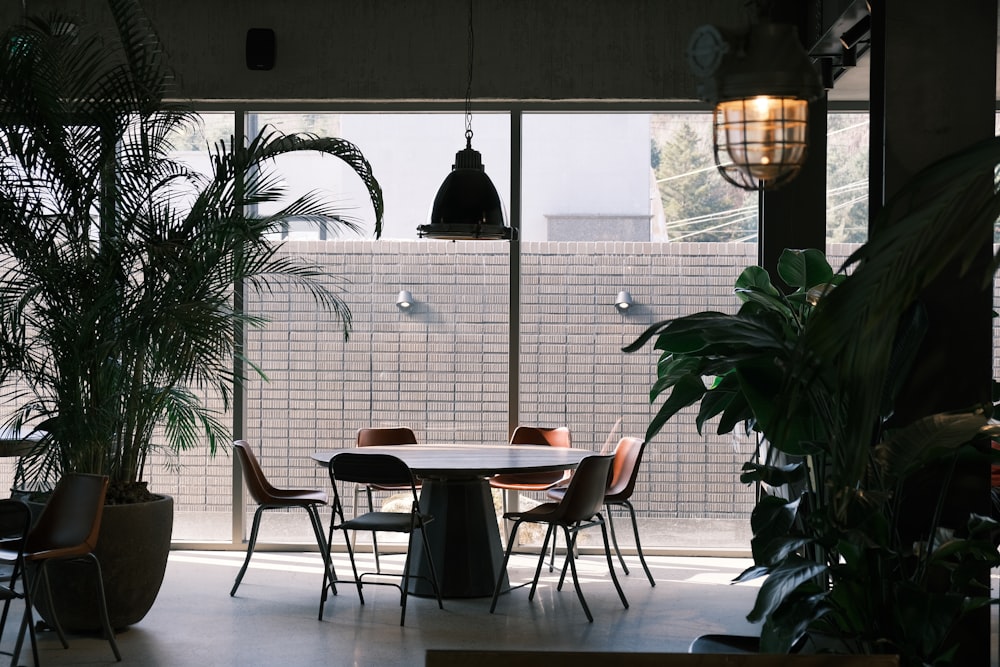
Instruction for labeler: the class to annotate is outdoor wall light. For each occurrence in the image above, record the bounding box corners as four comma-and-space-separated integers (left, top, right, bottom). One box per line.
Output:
686, 10, 823, 191
614, 290, 633, 313
416, 0, 511, 241
395, 290, 414, 311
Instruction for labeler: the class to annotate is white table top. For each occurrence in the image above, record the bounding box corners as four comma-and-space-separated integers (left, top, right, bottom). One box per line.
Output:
311, 444, 591, 479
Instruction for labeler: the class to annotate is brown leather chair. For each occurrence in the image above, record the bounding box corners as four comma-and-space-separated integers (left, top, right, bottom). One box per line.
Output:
355, 427, 419, 572
230, 440, 338, 612
489, 453, 627, 623
548, 436, 655, 586
490, 426, 571, 514
22, 473, 120, 661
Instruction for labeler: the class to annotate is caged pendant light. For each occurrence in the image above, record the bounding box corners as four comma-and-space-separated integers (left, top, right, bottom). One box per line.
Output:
686, 2, 823, 191
417, 0, 511, 240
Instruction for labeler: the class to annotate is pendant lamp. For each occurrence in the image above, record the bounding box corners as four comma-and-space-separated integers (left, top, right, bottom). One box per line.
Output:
686, 6, 823, 191
417, 0, 511, 240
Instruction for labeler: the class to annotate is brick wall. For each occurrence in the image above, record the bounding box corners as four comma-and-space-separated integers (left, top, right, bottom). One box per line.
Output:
150, 241, 867, 541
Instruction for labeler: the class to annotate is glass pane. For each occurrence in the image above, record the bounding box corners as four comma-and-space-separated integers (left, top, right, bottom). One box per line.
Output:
237, 112, 512, 545
142, 112, 237, 542
519, 112, 759, 550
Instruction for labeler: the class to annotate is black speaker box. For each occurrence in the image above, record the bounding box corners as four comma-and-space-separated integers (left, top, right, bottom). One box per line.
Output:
246, 28, 275, 71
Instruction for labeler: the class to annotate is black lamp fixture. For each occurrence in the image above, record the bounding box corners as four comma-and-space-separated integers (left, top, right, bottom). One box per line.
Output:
417, 0, 511, 241
686, 3, 823, 191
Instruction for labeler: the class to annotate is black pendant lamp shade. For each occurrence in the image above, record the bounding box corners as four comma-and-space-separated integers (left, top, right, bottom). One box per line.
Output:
418, 138, 511, 240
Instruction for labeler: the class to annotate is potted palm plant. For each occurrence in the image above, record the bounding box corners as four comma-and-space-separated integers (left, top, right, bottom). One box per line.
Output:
0, 0, 383, 630
625, 137, 1000, 665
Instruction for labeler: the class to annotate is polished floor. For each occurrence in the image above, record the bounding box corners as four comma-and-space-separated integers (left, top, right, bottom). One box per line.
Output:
2, 549, 996, 667
0, 549, 767, 666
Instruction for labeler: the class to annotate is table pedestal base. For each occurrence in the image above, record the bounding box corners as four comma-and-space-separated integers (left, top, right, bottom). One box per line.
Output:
408, 476, 509, 598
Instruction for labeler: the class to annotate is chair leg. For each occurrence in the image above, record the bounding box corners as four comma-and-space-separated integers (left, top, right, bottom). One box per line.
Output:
529, 524, 554, 601
597, 513, 629, 610
85, 553, 122, 661
489, 519, 523, 614
34, 562, 68, 649
416, 524, 444, 611
341, 528, 364, 604
605, 504, 630, 575
366, 487, 382, 574
622, 500, 655, 587
307, 505, 338, 622
231, 505, 266, 596
8, 561, 38, 667
559, 525, 593, 623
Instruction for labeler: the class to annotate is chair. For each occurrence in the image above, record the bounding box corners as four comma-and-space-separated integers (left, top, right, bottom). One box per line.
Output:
230, 440, 339, 610
321, 452, 443, 626
490, 426, 571, 535
547, 436, 655, 586
0, 499, 37, 667
489, 453, 627, 623
355, 427, 419, 572
22, 473, 121, 661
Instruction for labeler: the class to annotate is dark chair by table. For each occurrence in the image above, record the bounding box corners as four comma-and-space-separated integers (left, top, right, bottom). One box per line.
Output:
23, 473, 121, 661
230, 440, 339, 610
0, 498, 37, 667
490, 426, 572, 552
355, 427, 419, 572
322, 452, 443, 626
489, 453, 627, 623
548, 436, 655, 586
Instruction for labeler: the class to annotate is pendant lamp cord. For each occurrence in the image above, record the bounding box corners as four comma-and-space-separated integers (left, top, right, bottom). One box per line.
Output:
464, 0, 475, 149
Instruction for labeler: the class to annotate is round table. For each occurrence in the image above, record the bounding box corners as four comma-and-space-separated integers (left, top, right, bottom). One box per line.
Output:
312, 444, 591, 598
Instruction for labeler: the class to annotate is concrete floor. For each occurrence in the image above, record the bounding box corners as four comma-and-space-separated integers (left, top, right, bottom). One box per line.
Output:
2, 549, 996, 667
0, 550, 765, 666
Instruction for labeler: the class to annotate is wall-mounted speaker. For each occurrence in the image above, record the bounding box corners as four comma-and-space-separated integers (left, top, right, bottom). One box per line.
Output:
246, 28, 275, 71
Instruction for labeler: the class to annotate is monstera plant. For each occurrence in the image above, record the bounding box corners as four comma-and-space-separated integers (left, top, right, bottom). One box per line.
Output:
625, 138, 1000, 665
0, 0, 383, 629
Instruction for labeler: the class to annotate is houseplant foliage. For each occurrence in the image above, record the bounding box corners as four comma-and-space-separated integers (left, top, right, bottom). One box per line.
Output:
625, 137, 1000, 665
0, 0, 384, 501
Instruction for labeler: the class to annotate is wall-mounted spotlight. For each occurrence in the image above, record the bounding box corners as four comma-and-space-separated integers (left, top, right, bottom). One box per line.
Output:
614, 290, 633, 313
395, 290, 414, 311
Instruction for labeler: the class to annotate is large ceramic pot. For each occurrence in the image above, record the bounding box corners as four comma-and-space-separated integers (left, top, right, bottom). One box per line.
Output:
29, 494, 173, 632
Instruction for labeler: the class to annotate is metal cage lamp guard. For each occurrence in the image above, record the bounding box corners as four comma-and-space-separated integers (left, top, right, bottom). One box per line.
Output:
687, 16, 823, 191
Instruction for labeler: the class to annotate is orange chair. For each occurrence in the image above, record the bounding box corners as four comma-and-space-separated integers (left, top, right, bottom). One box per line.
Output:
355, 427, 419, 572
548, 436, 655, 586
22, 473, 120, 661
490, 426, 571, 514
230, 440, 339, 610
489, 453, 627, 623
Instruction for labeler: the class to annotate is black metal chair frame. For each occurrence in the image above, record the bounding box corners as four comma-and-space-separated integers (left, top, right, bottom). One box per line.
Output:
489, 454, 628, 623
0, 498, 37, 667
322, 452, 443, 626
229, 440, 340, 617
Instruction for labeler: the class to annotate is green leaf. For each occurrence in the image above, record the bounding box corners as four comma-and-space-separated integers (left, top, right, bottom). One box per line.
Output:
734, 265, 779, 298
777, 248, 834, 291
747, 554, 827, 623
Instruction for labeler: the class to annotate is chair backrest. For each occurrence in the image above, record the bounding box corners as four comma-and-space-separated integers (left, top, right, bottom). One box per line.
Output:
548, 454, 614, 524
509, 426, 571, 448
606, 437, 646, 501
233, 440, 279, 504
330, 453, 416, 495
25, 473, 108, 555
0, 498, 31, 553
357, 427, 418, 447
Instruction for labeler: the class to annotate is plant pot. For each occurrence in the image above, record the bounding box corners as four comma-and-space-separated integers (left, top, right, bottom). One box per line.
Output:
28, 494, 173, 632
